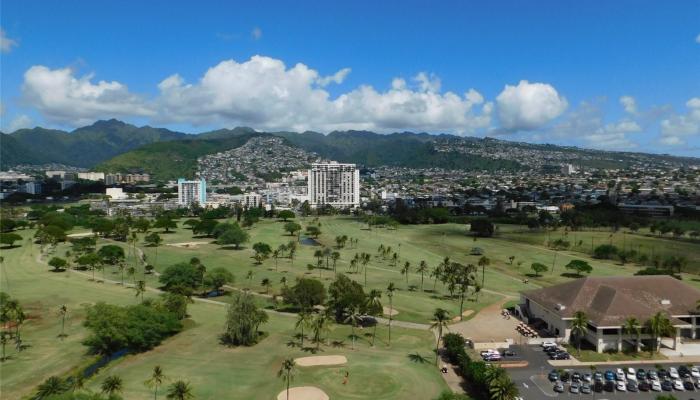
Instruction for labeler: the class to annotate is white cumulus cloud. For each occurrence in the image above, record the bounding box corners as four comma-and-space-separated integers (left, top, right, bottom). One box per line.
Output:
317, 67, 351, 86
659, 97, 700, 146
620, 95, 637, 114
22, 65, 153, 125
1, 28, 18, 53
7, 114, 33, 131
496, 80, 568, 131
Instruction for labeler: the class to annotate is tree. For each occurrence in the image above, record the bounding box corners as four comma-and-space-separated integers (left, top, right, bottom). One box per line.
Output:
311, 312, 331, 350
646, 312, 673, 354
159, 263, 200, 292
387, 282, 396, 345
295, 311, 312, 347
144, 232, 162, 270
278, 358, 296, 400
77, 253, 101, 281
204, 267, 234, 294
154, 216, 177, 233
193, 219, 219, 237
145, 365, 166, 400
489, 376, 519, 400
221, 293, 269, 346
58, 305, 68, 338
470, 219, 494, 237
401, 262, 411, 286
565, 260, 592, 276
570, 310, 589, 356
530, 262, 548, 277
328, 274, 367, 321
134, 280, 147, 303
101, 375, 123, 397
623, 317, 642, 353
431, 308, 450, 365
366, 289, 382, 346
217, 224, 249, 249
283, 221, 302, 237
282, 278, 326, 311
166, 380, 194, 400
48, 257, 68, 272
261, 278, 272, 294
252, 242, 272, 264
278, 210, 295, 221
161, 292, 189, 320
35, 376, 68, 398
305, 225, 321, 238
477, 256, 490, 288
344, 306, 362, 350
0, 233, 22, 248
331, 251, 340, 275
416, 261, 428, 291
272, 250, 281, 271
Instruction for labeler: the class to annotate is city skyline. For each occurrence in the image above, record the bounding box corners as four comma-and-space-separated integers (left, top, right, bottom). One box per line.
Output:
2, 1, 699, 156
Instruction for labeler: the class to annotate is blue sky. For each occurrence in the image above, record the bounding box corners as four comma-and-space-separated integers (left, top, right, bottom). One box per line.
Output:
2, 0, 699, 155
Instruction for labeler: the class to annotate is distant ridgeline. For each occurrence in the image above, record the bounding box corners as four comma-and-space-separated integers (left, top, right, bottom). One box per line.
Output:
2, 119, 698, 181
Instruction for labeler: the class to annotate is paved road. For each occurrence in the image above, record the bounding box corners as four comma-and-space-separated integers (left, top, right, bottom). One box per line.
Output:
507, 344, 700, 400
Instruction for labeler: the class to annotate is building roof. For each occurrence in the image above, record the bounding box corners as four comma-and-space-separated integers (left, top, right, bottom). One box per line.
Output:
522, 276, 700, 327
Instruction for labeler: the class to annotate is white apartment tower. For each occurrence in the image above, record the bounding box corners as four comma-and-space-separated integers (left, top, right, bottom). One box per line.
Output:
177, 178, 207, 206
308, 162, 360, 208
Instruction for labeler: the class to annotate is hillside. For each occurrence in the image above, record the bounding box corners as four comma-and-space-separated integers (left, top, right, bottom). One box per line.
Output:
5, 119, 187, 167
0, 133, 41, 168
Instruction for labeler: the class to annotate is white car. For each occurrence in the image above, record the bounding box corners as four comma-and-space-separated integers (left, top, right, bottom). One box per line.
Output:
541, 341, 557, 348
626, 369, 636, 381
691, 366, 700, 378
651, 380, 662, 391
615, 368, 625, 381
669, 367, 680, 379
673, 379, 684, 391
480, 349, 499, 356
616, 381, 627, 391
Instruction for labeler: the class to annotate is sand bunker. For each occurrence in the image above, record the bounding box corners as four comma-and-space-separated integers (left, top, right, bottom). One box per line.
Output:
167, 242, 209, 248
67, 232, 95, 238
383, 306, 399, 316
452, 309, 474, 321
276, 386, 329, 400
295, 355, 347, 367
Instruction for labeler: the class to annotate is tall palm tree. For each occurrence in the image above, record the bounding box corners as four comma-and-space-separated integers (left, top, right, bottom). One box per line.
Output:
366, 289, 382, 346
166, 380, 194, 400
261, 278, 272, 294
278, 358, 296, 400
489, 376, 519, 400
101, 375, 123, 397
401, 262, 410, 286
570, 311, 589, 356
272, 250, 280, 271
295, 312, 311, 348
0, 332, 8, 362
386, 282, 396, 345
134, 280, 146, 303
485, 365, 508, 383
331, 251, 340, 275
622, 317, 642, 353
478, 256, 490, 288
646, 311, 673, 354
58, 305, 68, 338
311, 312, 331, 350
344, 306, 362, 350
431, 308, 450, 365
145, 365, 166, 400
416, 261, 428, 291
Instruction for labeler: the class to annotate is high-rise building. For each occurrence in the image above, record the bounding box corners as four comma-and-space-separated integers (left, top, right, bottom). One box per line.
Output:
177, 178, 207, 206
307, 162, 359, 208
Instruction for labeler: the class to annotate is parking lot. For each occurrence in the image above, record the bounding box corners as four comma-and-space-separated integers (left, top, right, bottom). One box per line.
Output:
506, 344, 700, 399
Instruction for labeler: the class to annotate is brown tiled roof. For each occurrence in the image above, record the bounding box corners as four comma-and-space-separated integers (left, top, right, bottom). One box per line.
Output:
522, 276, 700, 327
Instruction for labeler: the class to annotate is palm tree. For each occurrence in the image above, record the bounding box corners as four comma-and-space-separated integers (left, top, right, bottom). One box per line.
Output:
278, 358, 296, 400
280, 276, 288, 288
401, 262, 410, 286
489, 376, 519, 400
344, 306, 362, 350
272, 250, 280, 271
36, 376, 67, 398
58, 305, 68, 338
313, 249, 323, 266
261, 278, 272, 294
331, 251, 340, 275
0, 331, 8, 361
366, 289, 382, 346
101, 375, 123, 397
416, 261, 428, 291
70, 371, 85, 392
127, 266, 137, 283
431, 308, 450, 365
145, 365, 166, 400
646, 311, 673, 354
478, 256, 490, 288
623, 317, 642, 353
311, 312, 331, 350
134, 280, 146, 303
246, 270, 254, 289
485, 365, 507, 383
386, 282, 396, 345
295, 312, 311, 348
570, 311, 589, 356
166, 380, 194, 400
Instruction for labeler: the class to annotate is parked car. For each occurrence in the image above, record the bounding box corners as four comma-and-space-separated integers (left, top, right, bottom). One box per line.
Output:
648, 370, 659, 380
672, 379, 684, 391
639, 381, 650, 391
594, 381, 604, 393
683, 380, 695, 391
679, 365, 691, 378
571, 372, 581, 382
550, 352, 570, 360
691, 366, 700, 378
627, 381, 638, 392
615, 369, 625, 381
604, 381, 615, 392
484, 353, 501, 361
502, 349, 516, 357
636, 368, 646, 380
604, 370, 615, 381
669, 367, 680, 379
581, 383, 592, 394
583, 373, 592, 382
616, 381, 627, 391
659, 369, 669, 379
553, 382, 564, 393
541, 341, 557, 348
661, 380, 674, 391
570, 383, 580, 393
548, 370, 559, 382
626, 368, 636, 381
593, 372, 603, 382
651, 380, 662, 391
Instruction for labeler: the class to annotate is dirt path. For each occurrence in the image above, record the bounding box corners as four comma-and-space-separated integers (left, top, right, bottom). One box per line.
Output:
448, 297, 518, 342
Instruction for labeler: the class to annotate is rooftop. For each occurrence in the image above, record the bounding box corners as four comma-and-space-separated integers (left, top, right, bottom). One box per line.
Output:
522, 276, 700, 327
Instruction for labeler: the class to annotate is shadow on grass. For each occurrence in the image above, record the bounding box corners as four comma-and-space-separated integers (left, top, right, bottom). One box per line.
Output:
408, 353, 429, 363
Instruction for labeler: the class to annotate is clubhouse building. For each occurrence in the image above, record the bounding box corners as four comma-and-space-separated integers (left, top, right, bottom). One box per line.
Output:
518, 276, 700, 353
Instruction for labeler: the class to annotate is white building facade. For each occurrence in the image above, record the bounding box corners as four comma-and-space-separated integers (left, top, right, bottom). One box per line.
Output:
308, 162, 360, 208
177, 178, 207, 206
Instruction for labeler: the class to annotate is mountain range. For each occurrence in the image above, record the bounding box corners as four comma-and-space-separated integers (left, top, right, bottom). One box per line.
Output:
2, 119, 698, 181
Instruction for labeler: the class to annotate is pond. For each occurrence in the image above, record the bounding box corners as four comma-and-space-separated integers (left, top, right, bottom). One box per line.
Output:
301, 237, 321, 246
